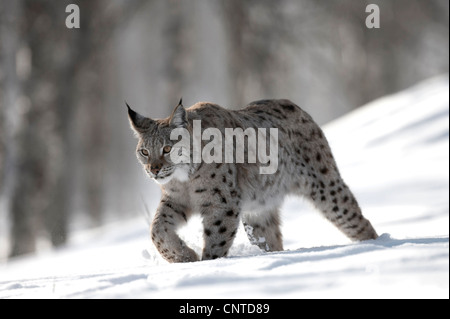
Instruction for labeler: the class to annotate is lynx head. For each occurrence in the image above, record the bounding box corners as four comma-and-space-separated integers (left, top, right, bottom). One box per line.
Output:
127, 99, 190, 185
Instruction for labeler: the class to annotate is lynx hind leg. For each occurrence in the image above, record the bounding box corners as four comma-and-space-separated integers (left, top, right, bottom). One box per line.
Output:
242, 210, 283, 252
307, 176, 378, 241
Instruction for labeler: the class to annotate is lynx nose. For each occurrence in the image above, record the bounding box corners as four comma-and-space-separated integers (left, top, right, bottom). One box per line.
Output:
150, 163, 162, 175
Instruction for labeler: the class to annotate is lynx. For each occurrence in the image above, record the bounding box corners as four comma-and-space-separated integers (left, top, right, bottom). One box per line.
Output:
127, 99, 378, 263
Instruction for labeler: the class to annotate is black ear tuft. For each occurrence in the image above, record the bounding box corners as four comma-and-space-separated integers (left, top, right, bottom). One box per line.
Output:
169, 99, 187, 128
126, 101, 137, 121
126, 102, 154, 135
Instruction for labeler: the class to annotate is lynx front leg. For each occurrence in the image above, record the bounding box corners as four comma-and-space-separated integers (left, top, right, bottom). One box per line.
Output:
151, 201, 198, 263
201, 207, 241, 260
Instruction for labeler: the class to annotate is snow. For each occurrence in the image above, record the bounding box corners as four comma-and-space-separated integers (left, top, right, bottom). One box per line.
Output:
0, 75, 448, 299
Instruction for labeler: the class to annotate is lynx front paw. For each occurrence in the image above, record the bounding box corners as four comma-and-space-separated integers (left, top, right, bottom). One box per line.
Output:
179, 246, 200, 263
163, 246, 199, 263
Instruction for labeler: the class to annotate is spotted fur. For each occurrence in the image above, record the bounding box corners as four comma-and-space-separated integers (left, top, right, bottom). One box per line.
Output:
127, 99, 378, 263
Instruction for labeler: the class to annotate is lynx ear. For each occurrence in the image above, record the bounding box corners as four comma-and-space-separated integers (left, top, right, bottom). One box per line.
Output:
126, 102, 155, 135
169, 98, 187, 128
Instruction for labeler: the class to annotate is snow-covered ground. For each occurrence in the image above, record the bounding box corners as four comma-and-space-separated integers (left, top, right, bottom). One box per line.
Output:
0, 76, 448, 299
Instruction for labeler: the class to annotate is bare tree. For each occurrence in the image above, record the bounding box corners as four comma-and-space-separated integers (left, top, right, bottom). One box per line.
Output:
219, 0, 448, 121
220, 0, 289, 108
4, 0, 76, 255
0, 0, 33, 256
76, 0, 146, 225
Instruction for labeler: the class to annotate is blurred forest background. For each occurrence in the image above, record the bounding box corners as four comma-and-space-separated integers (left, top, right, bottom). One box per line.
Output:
0, 0, 448, 259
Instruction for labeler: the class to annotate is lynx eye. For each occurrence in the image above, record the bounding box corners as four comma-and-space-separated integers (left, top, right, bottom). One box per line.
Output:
163, 145, 172, 154
140, 149, 149, 157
